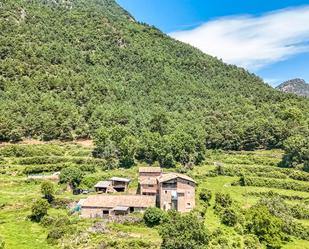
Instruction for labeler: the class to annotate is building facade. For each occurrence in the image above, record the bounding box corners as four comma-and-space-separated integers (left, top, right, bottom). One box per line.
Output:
158, 173, 195, 213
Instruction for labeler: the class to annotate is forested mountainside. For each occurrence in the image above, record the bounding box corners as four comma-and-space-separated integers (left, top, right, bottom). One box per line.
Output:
276, 79, 309, 97
1, 0, 309, 152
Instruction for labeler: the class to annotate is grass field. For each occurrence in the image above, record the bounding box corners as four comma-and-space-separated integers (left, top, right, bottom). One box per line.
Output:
0, 143, 308, 248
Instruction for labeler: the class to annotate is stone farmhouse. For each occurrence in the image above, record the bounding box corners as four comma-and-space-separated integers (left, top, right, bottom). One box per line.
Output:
80, 167, 196, 217
80, 195, 156, 217
94, 177, 131, 193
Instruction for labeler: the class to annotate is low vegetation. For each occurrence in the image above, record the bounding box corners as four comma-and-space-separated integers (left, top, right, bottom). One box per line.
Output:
0, 143, 308, 249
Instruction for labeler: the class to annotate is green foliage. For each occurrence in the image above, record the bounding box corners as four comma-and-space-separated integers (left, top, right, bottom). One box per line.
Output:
42, 215, 71, 243
243, 234, 263, 249
281, 134, 309, 171
245, 206, 284, 249
199, 188, 212, 205
40, 181, 55, 203
59, 166, 84, 188
215, 192, 232, 208
238, 176, 309, 192
0, 0, 308, 158
143, 207, 168, 227
159, 212, 208, 249
220, 208, 239, 227
30, 199, 49, 222
256, 197, 309, 241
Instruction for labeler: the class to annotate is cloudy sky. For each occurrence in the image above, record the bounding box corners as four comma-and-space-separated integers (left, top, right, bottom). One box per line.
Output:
117, 0, 309, 86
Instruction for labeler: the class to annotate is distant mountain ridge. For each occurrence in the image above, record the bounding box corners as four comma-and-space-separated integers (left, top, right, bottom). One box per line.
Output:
276, 79, 309, 97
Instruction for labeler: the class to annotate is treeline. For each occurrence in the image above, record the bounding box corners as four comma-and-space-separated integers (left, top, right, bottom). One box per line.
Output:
0, 0, 309, 168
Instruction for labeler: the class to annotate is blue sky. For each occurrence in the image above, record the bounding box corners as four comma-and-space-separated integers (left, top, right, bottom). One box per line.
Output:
117, 0, 309, 86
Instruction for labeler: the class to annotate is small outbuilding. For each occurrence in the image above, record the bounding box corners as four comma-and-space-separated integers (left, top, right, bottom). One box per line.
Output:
110, 177, 131, 192
94, 181, 113, 193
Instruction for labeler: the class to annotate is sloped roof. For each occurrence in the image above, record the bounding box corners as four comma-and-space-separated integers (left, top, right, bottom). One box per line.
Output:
112, 206, 130, 211
94, 181, 112, 188
139, 167, 162, 173
82, 195, 156, 208
110, 177, 131, 183
158, 173, 196, 184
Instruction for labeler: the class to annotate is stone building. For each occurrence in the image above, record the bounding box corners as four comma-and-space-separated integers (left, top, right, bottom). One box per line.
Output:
80, 195, 156, 218
80, 167, 196, 217
94, 177, 131, 193
138, 167, 161, 196
157, 173, 195, 213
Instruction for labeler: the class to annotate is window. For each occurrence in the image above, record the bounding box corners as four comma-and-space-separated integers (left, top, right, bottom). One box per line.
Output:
165, 190, 168, 194
162, 181, 177, 189
148, 184, 154, 187
187, 203, 191, 206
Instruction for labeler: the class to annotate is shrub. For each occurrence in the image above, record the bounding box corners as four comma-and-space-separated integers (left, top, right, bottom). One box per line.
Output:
220, 208, 238, 227
215, 192, 232, 208
30, 199, 49, 222
243, 234, 262, 249
199, 188, 212, 204
245, 206, 283, 249
59, 166, 84, 188
159, 212, 208, 249
143, 207, 167, 227
41, 181, 55, 203
47, 227, 65, 243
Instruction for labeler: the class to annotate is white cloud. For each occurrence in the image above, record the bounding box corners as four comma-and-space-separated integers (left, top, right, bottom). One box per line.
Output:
169, 6, 309, 71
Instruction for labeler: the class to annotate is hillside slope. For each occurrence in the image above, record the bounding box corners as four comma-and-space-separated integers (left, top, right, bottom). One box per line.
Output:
0, 0, 309, 150
276, 79, 309, 97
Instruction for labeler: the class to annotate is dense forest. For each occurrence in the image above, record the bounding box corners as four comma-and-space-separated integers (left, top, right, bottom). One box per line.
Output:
0, 0, 308, 167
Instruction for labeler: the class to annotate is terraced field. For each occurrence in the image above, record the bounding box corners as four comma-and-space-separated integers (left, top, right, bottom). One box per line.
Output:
0, 143, 308, 248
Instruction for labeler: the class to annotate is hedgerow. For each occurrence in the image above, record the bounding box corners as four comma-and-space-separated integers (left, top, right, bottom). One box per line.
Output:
238, 176, 309, 192
209, 164, 309, 182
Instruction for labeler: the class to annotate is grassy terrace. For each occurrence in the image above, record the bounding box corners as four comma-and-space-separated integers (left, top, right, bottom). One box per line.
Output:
0, 143, 308, 248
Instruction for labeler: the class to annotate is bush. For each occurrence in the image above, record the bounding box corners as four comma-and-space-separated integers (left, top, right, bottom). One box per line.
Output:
159, 211, 208, 249
143, 207, 167, 227
47, 227, 65, 243
199, 188, 212, 204
245, 206, 284, 249
215, 192, 232, 208
30, 199, 49, 222
59, 166, 84, 188
220, 208, 238, 227
41, 181, 55, 203
243, 234, 263, 249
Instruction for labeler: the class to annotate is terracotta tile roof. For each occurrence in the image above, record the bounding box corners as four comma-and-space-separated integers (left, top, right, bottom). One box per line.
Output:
82, 195, 156, 208
139, 167, 162, 173
110, 177, 131, 183
94, 181, 112, 188
158, 173, 196, 183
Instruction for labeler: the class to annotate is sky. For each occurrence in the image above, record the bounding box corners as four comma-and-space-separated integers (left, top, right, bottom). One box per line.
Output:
116, 0, 309, 87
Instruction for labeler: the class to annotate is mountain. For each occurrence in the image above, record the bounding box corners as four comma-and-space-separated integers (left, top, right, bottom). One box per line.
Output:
276, 79, 309, 97
0, 0, 309, 151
